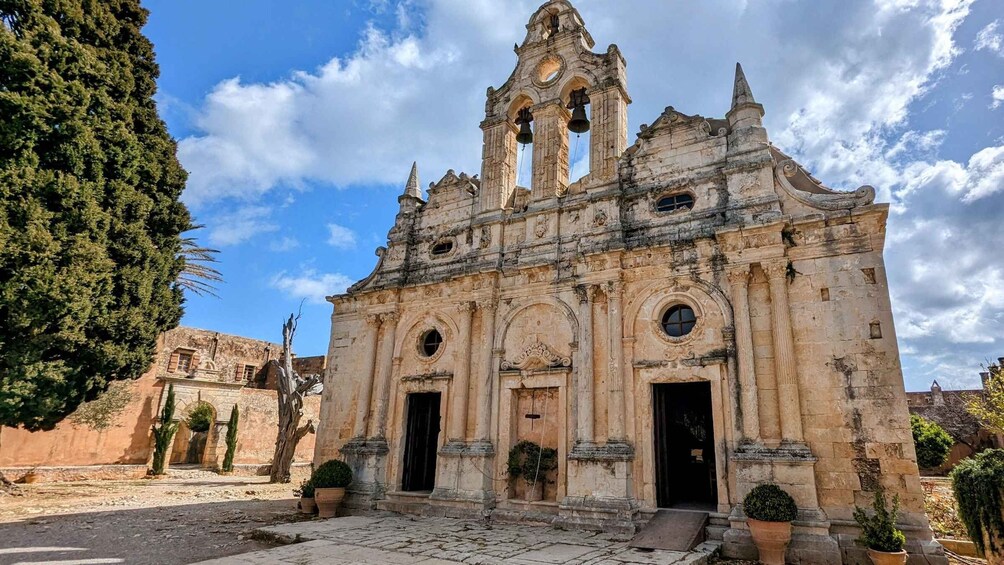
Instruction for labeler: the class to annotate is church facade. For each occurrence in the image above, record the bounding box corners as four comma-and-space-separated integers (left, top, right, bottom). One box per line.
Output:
314, 2, 944, 563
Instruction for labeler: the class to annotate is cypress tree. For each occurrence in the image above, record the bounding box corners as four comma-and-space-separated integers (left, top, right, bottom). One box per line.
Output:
221, 404, 238, 473
150, 383, 177, 475
0, 0, 190, 430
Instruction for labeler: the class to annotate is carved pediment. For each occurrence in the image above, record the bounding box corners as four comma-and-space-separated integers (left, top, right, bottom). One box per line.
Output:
501, 340, 571, 371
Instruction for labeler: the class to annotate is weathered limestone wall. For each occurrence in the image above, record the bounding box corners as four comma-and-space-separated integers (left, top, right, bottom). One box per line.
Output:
235, 388, 320, 466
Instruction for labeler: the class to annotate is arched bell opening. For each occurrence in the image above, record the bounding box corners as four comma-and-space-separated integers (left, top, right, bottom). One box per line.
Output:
507, 95, 536, 194
561, 78, 593, 186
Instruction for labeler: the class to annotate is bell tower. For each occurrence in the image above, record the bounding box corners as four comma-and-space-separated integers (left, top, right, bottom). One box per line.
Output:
478, 0, 630, 213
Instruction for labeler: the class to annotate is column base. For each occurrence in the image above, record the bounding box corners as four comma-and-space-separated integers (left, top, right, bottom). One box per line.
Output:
560, 441, 637, 534
428, 441, 497, 516
339, 437, 390, 511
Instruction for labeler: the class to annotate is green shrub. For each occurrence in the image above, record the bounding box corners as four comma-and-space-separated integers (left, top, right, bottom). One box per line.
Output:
853, 488, 906, 552
506, 440, 558, 483
911, 414, 953, 469
151, 384, 179, 476
311, 460, 353, 488
743, 484, 798, 522
296, 479, 315, 498
951, 449, 1004, 555
186, 402, 215, 433
221, 405, 239, 473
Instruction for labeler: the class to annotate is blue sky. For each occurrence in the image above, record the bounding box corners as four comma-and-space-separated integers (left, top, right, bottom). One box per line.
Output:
143, 0, 1004, 391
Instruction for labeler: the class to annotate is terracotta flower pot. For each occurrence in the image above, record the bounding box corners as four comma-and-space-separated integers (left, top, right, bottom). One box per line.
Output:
299, 497, 316, 515
747, 519, 792, 565
525, 480, 544, 502
314, 487, 346, 518
866, 548, 908, 565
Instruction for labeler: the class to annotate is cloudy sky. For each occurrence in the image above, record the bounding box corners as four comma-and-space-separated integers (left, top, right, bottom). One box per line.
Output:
144, 0, 1004, 391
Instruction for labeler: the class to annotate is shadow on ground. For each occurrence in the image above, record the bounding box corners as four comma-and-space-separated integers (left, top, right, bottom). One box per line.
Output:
0, 498, 308, 565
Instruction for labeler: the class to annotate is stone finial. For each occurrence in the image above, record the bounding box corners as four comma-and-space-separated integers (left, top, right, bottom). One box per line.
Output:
931, 379, 941, 391
732, 62, 756, 109
403, 161, 421, 199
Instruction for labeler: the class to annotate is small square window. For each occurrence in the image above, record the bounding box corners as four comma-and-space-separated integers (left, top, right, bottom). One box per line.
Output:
242, 364, 256, 382
176, 352, 193, 373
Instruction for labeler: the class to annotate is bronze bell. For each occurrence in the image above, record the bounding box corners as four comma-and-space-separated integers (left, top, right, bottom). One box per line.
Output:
567, 88, 590, 134
515, 107, 534, 145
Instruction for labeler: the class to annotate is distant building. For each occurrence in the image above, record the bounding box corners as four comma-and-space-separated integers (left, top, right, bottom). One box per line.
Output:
907, 359, 1004, 473
0, 326, 323, 480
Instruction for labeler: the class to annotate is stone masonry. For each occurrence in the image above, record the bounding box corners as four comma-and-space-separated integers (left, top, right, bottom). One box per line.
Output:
314, 2, 944, 563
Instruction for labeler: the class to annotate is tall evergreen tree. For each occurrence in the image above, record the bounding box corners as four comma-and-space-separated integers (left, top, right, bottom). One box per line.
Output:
0, 0, 190, 431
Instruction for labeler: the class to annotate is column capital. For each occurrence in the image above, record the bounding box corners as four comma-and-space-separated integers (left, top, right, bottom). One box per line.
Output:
477, 300, 499, 313
575, 284, 598, 304
762, 259, 789, 282
721, 326, 736, 342
726, 264, 751, 287
378, 311, 400, 324
606, 279, 624, 295
456, 301, 476, 314
365, 313, 383, 327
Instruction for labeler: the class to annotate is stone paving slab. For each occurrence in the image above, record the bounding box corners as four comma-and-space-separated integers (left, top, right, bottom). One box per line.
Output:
193, 513, 720, 564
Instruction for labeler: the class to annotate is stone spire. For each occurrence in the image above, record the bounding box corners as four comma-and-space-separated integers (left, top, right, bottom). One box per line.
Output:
732, 62, 757, 109
403, 161, 421, 199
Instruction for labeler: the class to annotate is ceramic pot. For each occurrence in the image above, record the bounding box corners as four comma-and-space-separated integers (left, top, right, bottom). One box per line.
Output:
747, 519, 792, 565
866, 548, 908, 565
299, 497, 317, 515
314, 487, 346, 518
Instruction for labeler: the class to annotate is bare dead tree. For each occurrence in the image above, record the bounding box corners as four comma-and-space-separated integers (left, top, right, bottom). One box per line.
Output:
269, 312, 321, 483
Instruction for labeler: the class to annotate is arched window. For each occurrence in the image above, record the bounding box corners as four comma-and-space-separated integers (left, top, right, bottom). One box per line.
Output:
421, 329, 443, 357
656, 193, 695, 213
661, 305, 697, 338
431, 240, 454, 256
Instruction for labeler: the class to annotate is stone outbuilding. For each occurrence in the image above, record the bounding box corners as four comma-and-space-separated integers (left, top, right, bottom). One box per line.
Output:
314, 2, 944, 563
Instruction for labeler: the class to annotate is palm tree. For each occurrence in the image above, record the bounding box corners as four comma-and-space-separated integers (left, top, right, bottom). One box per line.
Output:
176, 225, 223, 297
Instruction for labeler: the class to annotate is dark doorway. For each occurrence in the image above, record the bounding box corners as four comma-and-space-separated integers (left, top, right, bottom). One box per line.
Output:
401, 392, 441, 492
653, 382, 717, 509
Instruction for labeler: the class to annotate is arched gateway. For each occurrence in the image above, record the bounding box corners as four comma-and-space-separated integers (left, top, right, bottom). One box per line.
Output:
314, 2, 945, 563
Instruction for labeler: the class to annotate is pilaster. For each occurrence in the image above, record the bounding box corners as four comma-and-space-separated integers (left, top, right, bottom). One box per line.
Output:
727, 265, 760, 443
352, 314, 382, 440
531, 103, 570, 200
573, 284, 596, 446
371, 311, 400, 440
589, 85, 629, 182
764, 259, 804, 444
479, 118, 518, 212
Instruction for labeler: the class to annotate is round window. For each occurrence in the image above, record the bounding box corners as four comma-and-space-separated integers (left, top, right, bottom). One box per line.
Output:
421, 329, 443, 357
661, 305, 696, 338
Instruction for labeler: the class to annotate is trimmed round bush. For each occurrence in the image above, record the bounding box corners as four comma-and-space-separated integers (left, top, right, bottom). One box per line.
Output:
743, 484, 798, 522
311, 459, 353, 489
911, 414, 953, 469
186, 402, 215, 433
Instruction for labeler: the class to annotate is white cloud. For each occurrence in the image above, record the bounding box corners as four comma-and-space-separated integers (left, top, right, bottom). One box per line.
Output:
992, 85, 1004, 108
269, 270, 354, 304
206, 206, 278, 246
326, 223, 358, 249
975, 19, 1003, 56
269, 236, 301, 252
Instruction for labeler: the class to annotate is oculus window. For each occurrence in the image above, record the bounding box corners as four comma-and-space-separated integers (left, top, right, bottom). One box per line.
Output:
421, 329, 443, 357
661, 305, 697, 338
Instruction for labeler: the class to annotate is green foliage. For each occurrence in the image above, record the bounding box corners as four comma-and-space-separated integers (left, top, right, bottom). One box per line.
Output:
221, 405, 238, 473
506, 440, 558, 483
68, 380, 134, 430
911, 414, 953, 469
150, 384, 179, 475
295, 479, 314, 499
965, 363, 1004, 435
743, 484, 798, 522
853, 488, 907, 552
0, 0, 192, 432
311, 459, 353, 488
951, 449, 1004, 555
186, 402, 214, 433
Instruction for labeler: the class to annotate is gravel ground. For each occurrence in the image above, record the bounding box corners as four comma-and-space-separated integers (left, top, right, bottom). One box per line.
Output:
0, 468, 311, 565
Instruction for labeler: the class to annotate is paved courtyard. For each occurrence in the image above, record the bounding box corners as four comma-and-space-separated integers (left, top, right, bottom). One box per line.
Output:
195, 514, 720, 565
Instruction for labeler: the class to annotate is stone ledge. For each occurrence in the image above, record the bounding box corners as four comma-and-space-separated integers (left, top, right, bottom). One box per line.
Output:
568, 441, 635, 461
339, 438, 389, 456
732, 442, 816, 461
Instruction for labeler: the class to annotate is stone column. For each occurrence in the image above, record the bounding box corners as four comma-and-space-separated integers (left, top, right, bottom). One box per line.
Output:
474, 301, 498, 444
370, 311, 400, 440
352, 314, 382, 439
478, 118, 517, 212
575, 285, 596, 445
764, 260, 804, 444
531, 103, 570, 201
606, 280, 626, 442
727, 265, 760, 443
589, 85, 629, 182
448, 302, 474, 442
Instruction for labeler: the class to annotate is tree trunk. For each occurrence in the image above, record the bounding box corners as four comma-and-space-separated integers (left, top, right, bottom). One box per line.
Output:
269, 314, 321, 483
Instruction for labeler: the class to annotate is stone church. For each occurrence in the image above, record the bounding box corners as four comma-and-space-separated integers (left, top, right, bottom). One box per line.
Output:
314, 2, 944, 562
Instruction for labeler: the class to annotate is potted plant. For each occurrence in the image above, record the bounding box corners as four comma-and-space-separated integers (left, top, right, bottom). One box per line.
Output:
295, 480, 316, 515
853, 488, 908, 564
311, 459, 352, 518
743, 484, 798, 565
951, 449, 1004, 563
507, 440, 558, 502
